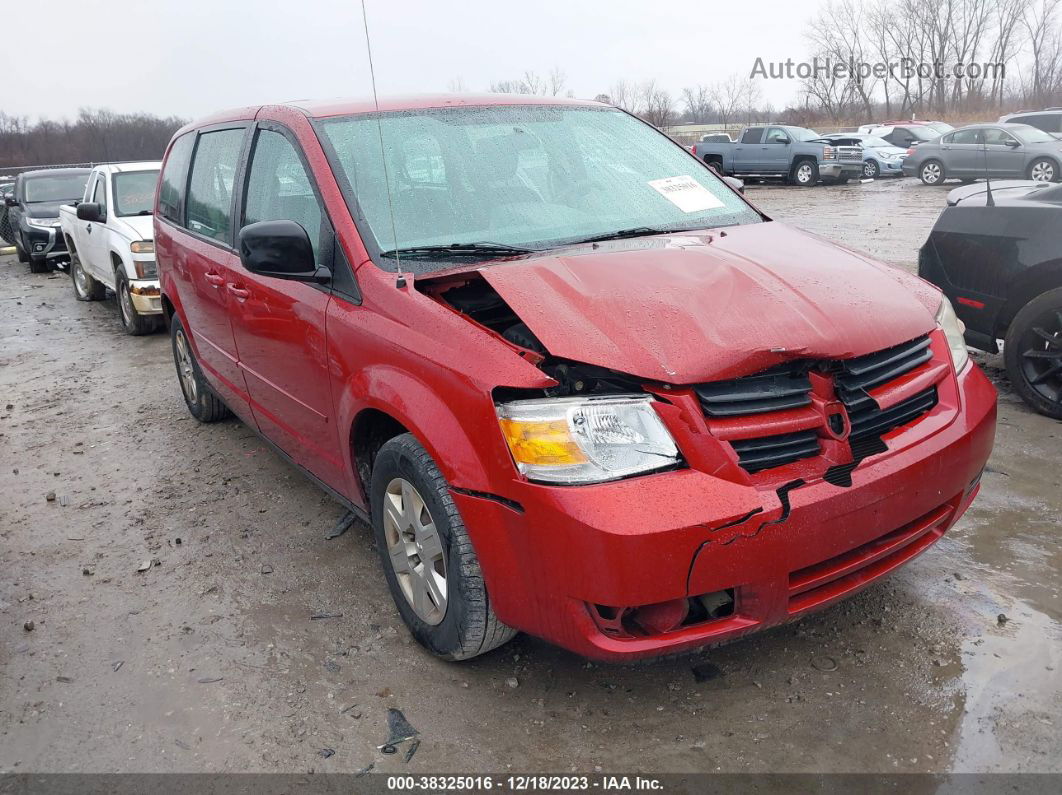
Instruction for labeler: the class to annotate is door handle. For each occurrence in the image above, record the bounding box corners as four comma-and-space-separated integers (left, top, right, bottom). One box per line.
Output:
86, 224, 92, 234
204, 272, 225, 287
227, 283, 250, 301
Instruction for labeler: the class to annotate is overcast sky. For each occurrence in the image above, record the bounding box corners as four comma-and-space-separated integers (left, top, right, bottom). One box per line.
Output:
5, 0, 818, 121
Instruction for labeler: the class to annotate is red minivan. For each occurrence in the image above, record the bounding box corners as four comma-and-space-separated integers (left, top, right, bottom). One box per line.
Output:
155, 95, 996, 661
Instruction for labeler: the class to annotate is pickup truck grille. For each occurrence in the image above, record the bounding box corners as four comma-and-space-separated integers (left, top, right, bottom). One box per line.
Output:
696, 335, 938, 475
836, 145, 863, 163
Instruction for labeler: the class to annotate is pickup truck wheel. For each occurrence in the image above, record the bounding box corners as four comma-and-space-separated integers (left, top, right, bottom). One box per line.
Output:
790, 160, 818, 186
116, 274, 158, 336
170, 315, 232, 422
371, 433, 517, 660
1004, 287, 1062, 419
919, 160, 945, 185
71, 253, 105, 301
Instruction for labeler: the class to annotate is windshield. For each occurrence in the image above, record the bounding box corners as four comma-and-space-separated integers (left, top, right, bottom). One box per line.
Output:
1014, 125, 1056, 144
788, 127, 820, 142
316, 105, 761, 273
113, 170, 160, 216
24, 173, 88, 203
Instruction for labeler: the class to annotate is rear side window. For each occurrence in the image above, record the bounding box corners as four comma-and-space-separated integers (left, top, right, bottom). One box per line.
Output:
158, 133, 194, 223
948, 129, 978, 144
186, 128, 245, 243
740, 127, 765, 144
243, 129, 324, 261
1018, 114, 1061, 133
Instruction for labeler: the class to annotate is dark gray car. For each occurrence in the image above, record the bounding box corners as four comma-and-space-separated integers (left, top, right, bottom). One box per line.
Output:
903, 123, 1062, 185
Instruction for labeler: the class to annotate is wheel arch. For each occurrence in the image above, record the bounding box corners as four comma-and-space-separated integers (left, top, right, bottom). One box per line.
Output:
996, 258, 1062, 337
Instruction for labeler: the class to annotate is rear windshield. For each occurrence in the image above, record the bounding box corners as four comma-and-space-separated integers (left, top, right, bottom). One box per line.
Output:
113, 170, 160, 217
316, 105, 761, 273
23, 173, 88, 203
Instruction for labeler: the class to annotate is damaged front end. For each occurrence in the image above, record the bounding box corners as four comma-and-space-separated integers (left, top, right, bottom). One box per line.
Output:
419, 268, 994, 657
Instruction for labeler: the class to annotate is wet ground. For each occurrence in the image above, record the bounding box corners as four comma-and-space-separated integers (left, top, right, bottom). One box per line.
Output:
1, 177, 1059, 775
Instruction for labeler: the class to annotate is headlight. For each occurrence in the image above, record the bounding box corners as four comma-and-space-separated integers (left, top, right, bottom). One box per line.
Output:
27, 217, 59, 228
822, 146, 836, 160
495, 394, 680, 484
134, 259, 157, 278
936, 297, 969, 372
130, 240, 155, 254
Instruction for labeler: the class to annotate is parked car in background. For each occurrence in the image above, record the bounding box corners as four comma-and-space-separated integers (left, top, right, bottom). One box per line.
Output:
818, 133, 908, 178
694, 124, 863, 185
156, 95, 994, 662
58, 162, 163, 335
919, 179, 1062, 417
903, 123, 1062, 185
699, 133, 732, 143
998, 108, 1062, 135
859, 120, 953, 136
864, 124, 941, 149
4, 168, 90, 272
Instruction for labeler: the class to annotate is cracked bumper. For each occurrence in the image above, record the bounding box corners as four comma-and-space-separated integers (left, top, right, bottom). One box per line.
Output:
128, 280, 162, 314
451, 362, 996, 661
819, 163, 862, 179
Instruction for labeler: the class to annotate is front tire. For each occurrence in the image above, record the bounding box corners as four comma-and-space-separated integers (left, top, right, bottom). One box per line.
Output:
1004, 287, 1062, 419
863, 159, 880, 179
15, 235, 29, 264
170, 314, 231, 422
71, 250, 105, 301
790, 160, 819, 186
371, 433, 516, 660
920, 159, 945, 185
29, 255, 49, 273
1028, 157, 1059, 183
116, 274, 158, 336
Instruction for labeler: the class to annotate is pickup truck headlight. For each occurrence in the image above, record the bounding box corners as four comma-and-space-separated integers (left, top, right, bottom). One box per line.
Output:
130, 240, 155, 254
26, 217, 59, 228
936, 297, 969, 372
822, 146, 836, 160
496, 395, 680, 484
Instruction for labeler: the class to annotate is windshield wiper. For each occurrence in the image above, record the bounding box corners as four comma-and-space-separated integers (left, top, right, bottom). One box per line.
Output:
379, 242, 538, 259
565, 226, 675, 245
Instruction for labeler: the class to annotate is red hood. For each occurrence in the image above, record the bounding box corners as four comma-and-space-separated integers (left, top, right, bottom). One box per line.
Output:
453, 222, 942, 383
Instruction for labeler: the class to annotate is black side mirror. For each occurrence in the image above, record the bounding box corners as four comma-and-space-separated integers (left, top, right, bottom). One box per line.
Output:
76, 202, 103, 222
239, 220, 330, 284
3, 194, 15, 208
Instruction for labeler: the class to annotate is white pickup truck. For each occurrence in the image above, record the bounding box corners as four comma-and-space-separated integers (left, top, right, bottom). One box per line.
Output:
59, 162, 163, 335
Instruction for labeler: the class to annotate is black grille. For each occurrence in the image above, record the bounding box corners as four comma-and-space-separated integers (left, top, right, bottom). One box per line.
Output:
835, 336, 932, 413
730, 430, 820, 473
847, 386, 938, 440
696, 368, 812, 417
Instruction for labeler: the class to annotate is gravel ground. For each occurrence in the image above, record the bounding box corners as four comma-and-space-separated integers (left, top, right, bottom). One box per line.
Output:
1, 177, 1059, 775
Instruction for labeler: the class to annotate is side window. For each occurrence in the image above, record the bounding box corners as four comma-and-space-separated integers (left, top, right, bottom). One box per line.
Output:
158, 132, 195, 224
186, 128, 245, 243
764, 127, 789, 144
242, 129, 324, 262
1018, 114, 1060, 133
740, 127, 765, 144
983, 128, 1017, 146
950, 129, 978, 144
91, 175, 107, 219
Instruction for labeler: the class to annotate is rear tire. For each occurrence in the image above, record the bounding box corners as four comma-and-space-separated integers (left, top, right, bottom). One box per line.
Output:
1027, 157, 1059, 183
70, 250, 105, 301
15, 236, 29, 264
170, 314, 231, 422
370, 433, 516, 661
919, 159, 945, 185
116, 273, 158, 336
1004, 287, 1062, 419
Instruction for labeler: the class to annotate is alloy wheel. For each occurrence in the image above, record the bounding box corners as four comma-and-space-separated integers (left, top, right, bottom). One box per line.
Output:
174, 328, 199, 403
922, 163, 941, 184
73, 258, 89, 298
796, 163, 813, 184
1030, 160, 1055, 182
863, 161, 877, 178
383, 477, 447, 625
119, 283, 135, 327
1018, 309, 1062, 405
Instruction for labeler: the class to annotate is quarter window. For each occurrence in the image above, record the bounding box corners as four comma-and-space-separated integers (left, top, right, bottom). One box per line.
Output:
186, 128, 245, 243
242, 129, 324, 262
158, 132, 194, 224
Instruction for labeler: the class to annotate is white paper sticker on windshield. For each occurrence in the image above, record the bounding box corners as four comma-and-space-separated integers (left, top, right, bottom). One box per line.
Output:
648, 175, 725, 213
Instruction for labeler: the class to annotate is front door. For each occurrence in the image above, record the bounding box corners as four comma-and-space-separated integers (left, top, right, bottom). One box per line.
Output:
981, 127, 1025, 177
758, 127, 792, 173
81, 173, 110, 283
228, 125, 344, 490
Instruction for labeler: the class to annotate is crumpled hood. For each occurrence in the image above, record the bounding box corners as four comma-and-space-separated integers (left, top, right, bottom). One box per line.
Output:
475, 221, 940, 383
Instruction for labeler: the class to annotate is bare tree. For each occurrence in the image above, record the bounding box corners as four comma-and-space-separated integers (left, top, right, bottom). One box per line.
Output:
681, 85, 714, 123
709, 75, 744, 128
638, 80, 676, 128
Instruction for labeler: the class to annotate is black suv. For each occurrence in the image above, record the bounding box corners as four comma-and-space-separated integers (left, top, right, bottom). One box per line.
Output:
4, 168, 90, 272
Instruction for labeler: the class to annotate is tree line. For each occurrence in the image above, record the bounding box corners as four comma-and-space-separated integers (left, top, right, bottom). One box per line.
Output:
0, 109, 185, 170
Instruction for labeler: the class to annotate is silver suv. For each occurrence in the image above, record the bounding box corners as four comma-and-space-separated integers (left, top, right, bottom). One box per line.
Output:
998, 109, 1062, 135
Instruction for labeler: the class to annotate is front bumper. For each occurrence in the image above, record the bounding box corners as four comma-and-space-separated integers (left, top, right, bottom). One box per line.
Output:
819, 162, 863, 179
128, 279, 162, 314
452, 362, 996, 661
21, 222, 68, 260
878, 158, 906, 176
